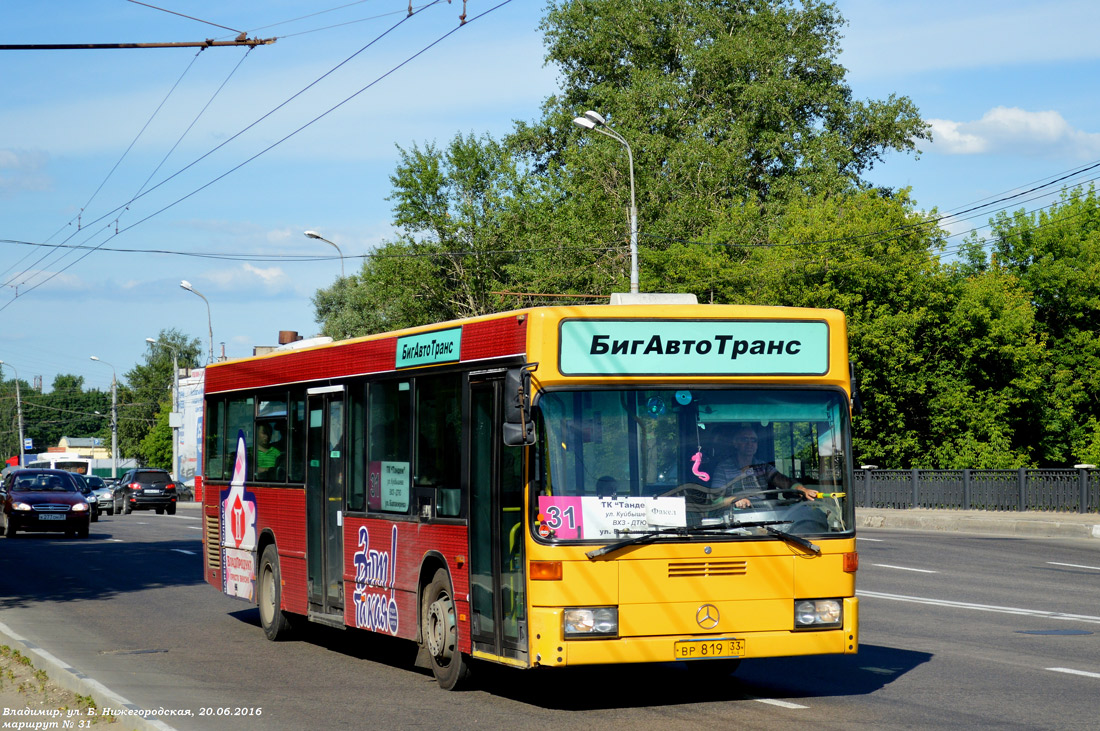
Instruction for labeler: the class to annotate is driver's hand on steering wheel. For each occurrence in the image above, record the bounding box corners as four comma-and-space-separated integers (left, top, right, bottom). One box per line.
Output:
732, 497, 752, 509
796, 485, 818, 500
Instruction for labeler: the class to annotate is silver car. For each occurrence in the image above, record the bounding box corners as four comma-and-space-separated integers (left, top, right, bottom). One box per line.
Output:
85, 475, 118, 516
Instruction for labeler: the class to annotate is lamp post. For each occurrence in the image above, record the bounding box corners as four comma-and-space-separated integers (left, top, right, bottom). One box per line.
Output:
0, 361, 25, 468
303, 230, 345, 279
89, 356, 118, 478
147, 338, 180, 483
180, 280, 214, 364
572, 110, 639, 294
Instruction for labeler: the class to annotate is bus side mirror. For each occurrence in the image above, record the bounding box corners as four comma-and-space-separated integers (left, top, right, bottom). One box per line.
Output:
849, 361, 863, 415
502, 364, 537, 447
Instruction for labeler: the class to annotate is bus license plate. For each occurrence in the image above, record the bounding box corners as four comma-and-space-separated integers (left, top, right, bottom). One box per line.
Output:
38, 514, 65, 521
674, 638, 744, 660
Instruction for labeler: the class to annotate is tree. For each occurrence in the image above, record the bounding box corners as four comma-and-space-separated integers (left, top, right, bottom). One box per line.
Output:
316, 0, 931, 334
119, 329, 201, 465
139, 409, 174, 470
979, 186, 1100, 465
529, 0, 928, 206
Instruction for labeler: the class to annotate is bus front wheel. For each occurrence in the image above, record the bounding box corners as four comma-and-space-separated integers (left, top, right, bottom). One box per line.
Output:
422, 568, 468, 690
259, 545, 292, 641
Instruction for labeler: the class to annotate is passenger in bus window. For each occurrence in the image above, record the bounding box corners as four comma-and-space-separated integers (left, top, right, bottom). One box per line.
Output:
256, 422, 283, 481
702, 424, 817, 509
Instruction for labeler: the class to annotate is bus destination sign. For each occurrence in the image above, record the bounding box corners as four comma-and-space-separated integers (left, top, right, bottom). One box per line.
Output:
559, 319, 829, 376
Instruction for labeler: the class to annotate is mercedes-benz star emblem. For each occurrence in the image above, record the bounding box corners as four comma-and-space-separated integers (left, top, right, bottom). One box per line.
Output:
696, 603, 720, 629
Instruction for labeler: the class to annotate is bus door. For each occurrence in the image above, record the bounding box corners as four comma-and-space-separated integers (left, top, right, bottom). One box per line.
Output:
468, 377, 527, 662
306, 385, 346, 623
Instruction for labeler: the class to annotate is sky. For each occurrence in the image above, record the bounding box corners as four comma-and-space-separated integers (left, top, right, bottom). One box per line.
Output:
3, 0, 1100, 396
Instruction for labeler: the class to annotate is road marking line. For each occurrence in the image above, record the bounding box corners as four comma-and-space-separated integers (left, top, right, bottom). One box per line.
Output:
107, 539, 124, 542
0, 619, 176, 731
856, 537, 885, 542
1047, 667, 1100, 679
859, 590, 1100, 624
172, 549, 197, 555
188, 526, 202, 530
1047, 561, 1100, 571
752, 697, 808, 709
871, 563, 938, 573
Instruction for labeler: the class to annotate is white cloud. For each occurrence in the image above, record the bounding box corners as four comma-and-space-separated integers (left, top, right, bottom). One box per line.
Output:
0, 149, 50, 195
205, 263, 293, 292
928, 107, 1100, 158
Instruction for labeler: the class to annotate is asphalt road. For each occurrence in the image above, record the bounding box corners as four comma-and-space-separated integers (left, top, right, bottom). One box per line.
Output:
0, 506, 1098, 730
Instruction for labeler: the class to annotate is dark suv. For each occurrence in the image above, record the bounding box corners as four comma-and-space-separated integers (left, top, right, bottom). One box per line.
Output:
118, 469, 178, 515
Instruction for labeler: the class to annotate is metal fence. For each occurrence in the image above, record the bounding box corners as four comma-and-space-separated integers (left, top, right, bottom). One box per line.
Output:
856, 468, 1100, 513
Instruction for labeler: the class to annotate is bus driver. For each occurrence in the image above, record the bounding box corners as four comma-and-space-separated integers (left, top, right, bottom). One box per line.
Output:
688, 424, 818, 514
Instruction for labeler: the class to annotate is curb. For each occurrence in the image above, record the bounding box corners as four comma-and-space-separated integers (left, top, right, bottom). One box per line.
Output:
0, 619, 176, 731
857, 508, 1100, 539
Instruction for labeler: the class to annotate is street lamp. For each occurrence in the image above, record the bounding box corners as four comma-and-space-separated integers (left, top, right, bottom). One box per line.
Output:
180, 280, 214, 364
0, 361, 25, 468
572, 110, 639, 294
147, 338, 181, 483
89, 356, 118, 478
303, 230, 345, 279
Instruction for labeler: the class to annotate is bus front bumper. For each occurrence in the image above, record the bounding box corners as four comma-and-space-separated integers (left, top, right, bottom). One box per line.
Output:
528, 597, 858, 668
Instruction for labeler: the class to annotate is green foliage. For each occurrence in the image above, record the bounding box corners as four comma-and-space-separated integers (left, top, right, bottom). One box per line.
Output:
139, 408, 173, 469
979, 186, 1100, 464
120, 328, 201, 465
0, 329, 199, 466
307, 0, 1100, 471
0, 373, 112, 460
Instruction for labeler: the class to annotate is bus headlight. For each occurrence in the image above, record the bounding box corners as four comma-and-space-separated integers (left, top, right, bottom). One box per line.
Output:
563, 607, 618, 638
794, 599, 842, 628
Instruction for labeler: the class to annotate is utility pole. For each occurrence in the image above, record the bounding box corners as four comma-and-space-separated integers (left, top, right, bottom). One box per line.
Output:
0, 361, 25, 467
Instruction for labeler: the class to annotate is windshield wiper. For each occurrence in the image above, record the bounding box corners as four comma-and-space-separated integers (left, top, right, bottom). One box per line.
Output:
761, 524, 820, 555
585, 519, 801, 559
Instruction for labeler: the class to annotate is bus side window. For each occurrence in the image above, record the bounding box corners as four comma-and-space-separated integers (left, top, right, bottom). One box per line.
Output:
415, 374, 462, 517
226, 397, 254, 472
368, 380, 411, 514
206, 400, 225, 480
287, 395, 306, 482
348, 383, 367, 512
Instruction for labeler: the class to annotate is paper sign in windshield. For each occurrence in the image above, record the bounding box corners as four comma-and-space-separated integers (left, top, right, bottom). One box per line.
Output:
537, 496, 686, 540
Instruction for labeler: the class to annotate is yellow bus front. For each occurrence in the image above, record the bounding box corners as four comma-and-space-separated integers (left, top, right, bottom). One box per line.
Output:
520, 304, 858, 668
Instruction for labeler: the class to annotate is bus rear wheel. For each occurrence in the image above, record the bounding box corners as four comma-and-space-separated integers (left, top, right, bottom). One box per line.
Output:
259, 545, 292, 641
422, 568, 468, 690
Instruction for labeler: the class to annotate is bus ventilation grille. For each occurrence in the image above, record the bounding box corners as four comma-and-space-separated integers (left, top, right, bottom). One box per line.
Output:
668, 560, 748, 578
205, 514, 221, 571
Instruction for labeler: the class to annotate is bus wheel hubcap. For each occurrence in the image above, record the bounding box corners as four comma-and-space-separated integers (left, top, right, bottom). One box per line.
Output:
426, 598, 454, 660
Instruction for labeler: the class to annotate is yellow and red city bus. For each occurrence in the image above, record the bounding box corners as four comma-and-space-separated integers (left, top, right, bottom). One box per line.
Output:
201, 297, 858, 689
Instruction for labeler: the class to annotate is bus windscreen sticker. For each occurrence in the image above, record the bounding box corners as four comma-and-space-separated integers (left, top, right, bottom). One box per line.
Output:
396, 327, 462, 368
221, 429, 258, 601
537, 496, 686, 540
559, 319, 829, 375
368, 461, 410, 512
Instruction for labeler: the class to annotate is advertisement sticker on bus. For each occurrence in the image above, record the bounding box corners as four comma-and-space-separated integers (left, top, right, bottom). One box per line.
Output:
352, 524, 399, 635
559, 319, 829, 376
220, 430, 258, 600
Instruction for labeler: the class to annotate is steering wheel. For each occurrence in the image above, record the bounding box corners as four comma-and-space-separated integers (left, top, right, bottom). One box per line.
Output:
726, 487, 808, 506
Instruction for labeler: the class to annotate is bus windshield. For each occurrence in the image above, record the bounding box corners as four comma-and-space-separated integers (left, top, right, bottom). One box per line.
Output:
535, 388, 851, 541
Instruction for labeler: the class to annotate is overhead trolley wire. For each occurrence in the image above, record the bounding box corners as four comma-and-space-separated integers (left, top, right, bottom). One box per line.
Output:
0, 0, 464, 312
1, 46, 212, 291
